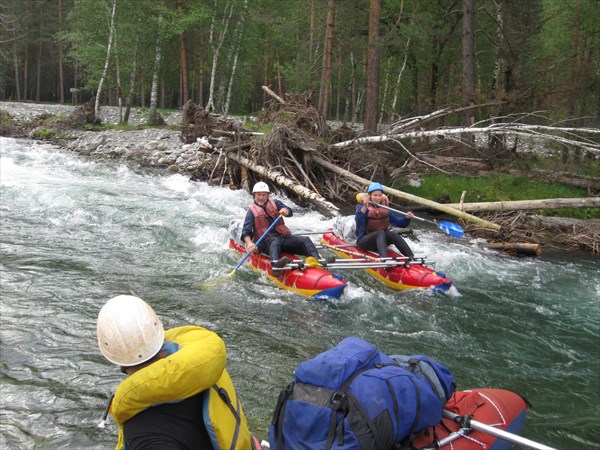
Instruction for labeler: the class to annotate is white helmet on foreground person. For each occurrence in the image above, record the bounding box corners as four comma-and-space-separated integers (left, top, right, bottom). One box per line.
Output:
252, 182, 270, 194
97, 295, 164, 367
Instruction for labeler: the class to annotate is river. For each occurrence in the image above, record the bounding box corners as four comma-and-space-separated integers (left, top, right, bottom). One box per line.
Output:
0, 137, 598, 449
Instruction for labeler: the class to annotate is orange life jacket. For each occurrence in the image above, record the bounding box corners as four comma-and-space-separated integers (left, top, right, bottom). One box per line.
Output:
366, 203, 390, 232
248, 199, 291, 239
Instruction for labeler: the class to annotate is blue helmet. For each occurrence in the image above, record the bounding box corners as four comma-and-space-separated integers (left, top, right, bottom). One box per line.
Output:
367, 182, 384, 193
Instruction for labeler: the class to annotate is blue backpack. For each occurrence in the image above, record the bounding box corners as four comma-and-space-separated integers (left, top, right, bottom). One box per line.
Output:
268, 337, 455, 450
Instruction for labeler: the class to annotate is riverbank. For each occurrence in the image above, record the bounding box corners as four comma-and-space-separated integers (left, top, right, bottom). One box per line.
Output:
1, 100, 598, 253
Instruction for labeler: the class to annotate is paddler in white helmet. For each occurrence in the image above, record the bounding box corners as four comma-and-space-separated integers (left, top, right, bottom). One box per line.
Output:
241, 181, 334, 268
96, 295, 260, 450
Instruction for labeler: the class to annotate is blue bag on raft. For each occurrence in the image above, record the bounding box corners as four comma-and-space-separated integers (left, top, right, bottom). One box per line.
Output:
268, 337, 454, 450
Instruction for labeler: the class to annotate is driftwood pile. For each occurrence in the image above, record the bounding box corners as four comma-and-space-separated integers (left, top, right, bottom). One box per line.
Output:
179, 92, 599, 253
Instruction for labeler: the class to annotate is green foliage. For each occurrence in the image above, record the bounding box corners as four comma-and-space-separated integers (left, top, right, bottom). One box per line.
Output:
29, 127, 56, 140
3, 0, 599, 125
394, 173, 598, 219
0, 111, 15, 135
243, 120, 272, 134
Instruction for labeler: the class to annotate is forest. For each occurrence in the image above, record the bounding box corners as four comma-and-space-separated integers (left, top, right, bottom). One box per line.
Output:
1, 0, 598, 132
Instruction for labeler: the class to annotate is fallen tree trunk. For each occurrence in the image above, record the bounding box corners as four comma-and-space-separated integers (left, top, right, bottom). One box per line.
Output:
484, 242, 542, 256
312, 155, 501, 231
331, 125, 600, 155
222, 150, 340, 217
446, 197, 600, 212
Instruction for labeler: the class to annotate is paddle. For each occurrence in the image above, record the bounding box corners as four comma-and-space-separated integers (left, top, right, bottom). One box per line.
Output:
442, 410, 557, 450
369, 201, 464, 238
198, 214, 283, 289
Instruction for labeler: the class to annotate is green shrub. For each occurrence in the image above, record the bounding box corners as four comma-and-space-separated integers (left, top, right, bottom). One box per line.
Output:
29, 127, 56, 140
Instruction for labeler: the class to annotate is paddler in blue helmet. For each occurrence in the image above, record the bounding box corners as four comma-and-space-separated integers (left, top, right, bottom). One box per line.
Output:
96, 295, 261, 450
355, 182, 415, 259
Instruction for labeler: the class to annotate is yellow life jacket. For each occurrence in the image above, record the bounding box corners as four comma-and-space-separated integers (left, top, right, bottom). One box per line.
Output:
109, 325, 256, 450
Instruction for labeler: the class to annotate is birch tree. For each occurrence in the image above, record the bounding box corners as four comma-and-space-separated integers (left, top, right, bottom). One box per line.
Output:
461, 0, 475, 127
224, 0, 249, 115
112, 25, 123, 122
123, 21, 140, 124
318, 0, 336, 119
148, 8, 164, 125
95, 0, 117, 120
178, 0, 190, 105
205, 0, 233, 112
57, 0, 65, 103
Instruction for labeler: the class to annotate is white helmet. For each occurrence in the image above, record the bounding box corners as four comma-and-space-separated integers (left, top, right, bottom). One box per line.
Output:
96, 295, 164, 367
252, 182, 270, 194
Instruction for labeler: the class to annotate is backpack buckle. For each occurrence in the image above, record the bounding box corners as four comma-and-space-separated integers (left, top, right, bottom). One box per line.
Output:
330, 392, 349, 413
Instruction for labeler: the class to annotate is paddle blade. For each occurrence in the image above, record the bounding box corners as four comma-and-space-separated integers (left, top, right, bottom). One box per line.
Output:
197, 271, 235, 290
437, 221, 464, 238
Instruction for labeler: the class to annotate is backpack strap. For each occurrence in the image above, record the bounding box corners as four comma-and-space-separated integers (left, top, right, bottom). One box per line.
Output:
406, 375, 422, 437
326, 361, 402, 450
272, 381, 295, 450
212, 385, 242, 450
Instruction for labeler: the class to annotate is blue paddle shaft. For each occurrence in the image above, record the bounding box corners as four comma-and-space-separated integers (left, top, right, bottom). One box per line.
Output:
368, 201, 464, 238
234, 214, 283, 271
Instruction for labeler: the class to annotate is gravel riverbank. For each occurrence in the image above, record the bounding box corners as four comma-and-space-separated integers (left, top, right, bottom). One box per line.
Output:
0, 101, 209, 174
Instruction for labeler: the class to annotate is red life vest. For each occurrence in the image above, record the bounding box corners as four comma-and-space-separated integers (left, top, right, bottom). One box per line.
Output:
366, 203, 390, 232
248, 199, 291, 239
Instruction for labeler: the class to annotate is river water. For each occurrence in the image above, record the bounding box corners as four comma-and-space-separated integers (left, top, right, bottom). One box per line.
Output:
0, 137, 598, 449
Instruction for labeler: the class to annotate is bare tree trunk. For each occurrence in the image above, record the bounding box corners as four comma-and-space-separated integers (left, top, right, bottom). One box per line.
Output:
461, 0, 475, 127
140, 69, 145, 107
564, 0, 584, 163
353, 90, 363, 123
224, 0, 249, 115
95, 0, 117, 120
262, 38, 270, 106
336, 51, 342, 121
309, 0, 316, 63
390, 0, 409, 117
13, 44, 21, 101
178, 0, 190, 106
124, 18, 141, 123
205, 0, 233, 113
391, 45, 409, 115
488, 0, 506, 154
364, 0, 381, 134
318, 0, 336, 119
57, 0, 64, 103
490, 0, 503, 99
113, 27, 123, 122
148, 9, 164, 125
23, 44, 28, 101
378, 60, 389, 125
22, 2, 29, 101
35, 2, 43, 102
445, 197, 600, 212
344, 51, 356, 122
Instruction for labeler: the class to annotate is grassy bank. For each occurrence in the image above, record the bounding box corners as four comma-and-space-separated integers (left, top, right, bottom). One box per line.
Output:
394, 173, 599, 219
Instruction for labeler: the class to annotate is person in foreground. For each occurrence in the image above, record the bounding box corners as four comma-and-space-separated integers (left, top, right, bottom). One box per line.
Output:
96, 294, 260, 450
241, 181, 333, 268
355, 181, 415, 259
